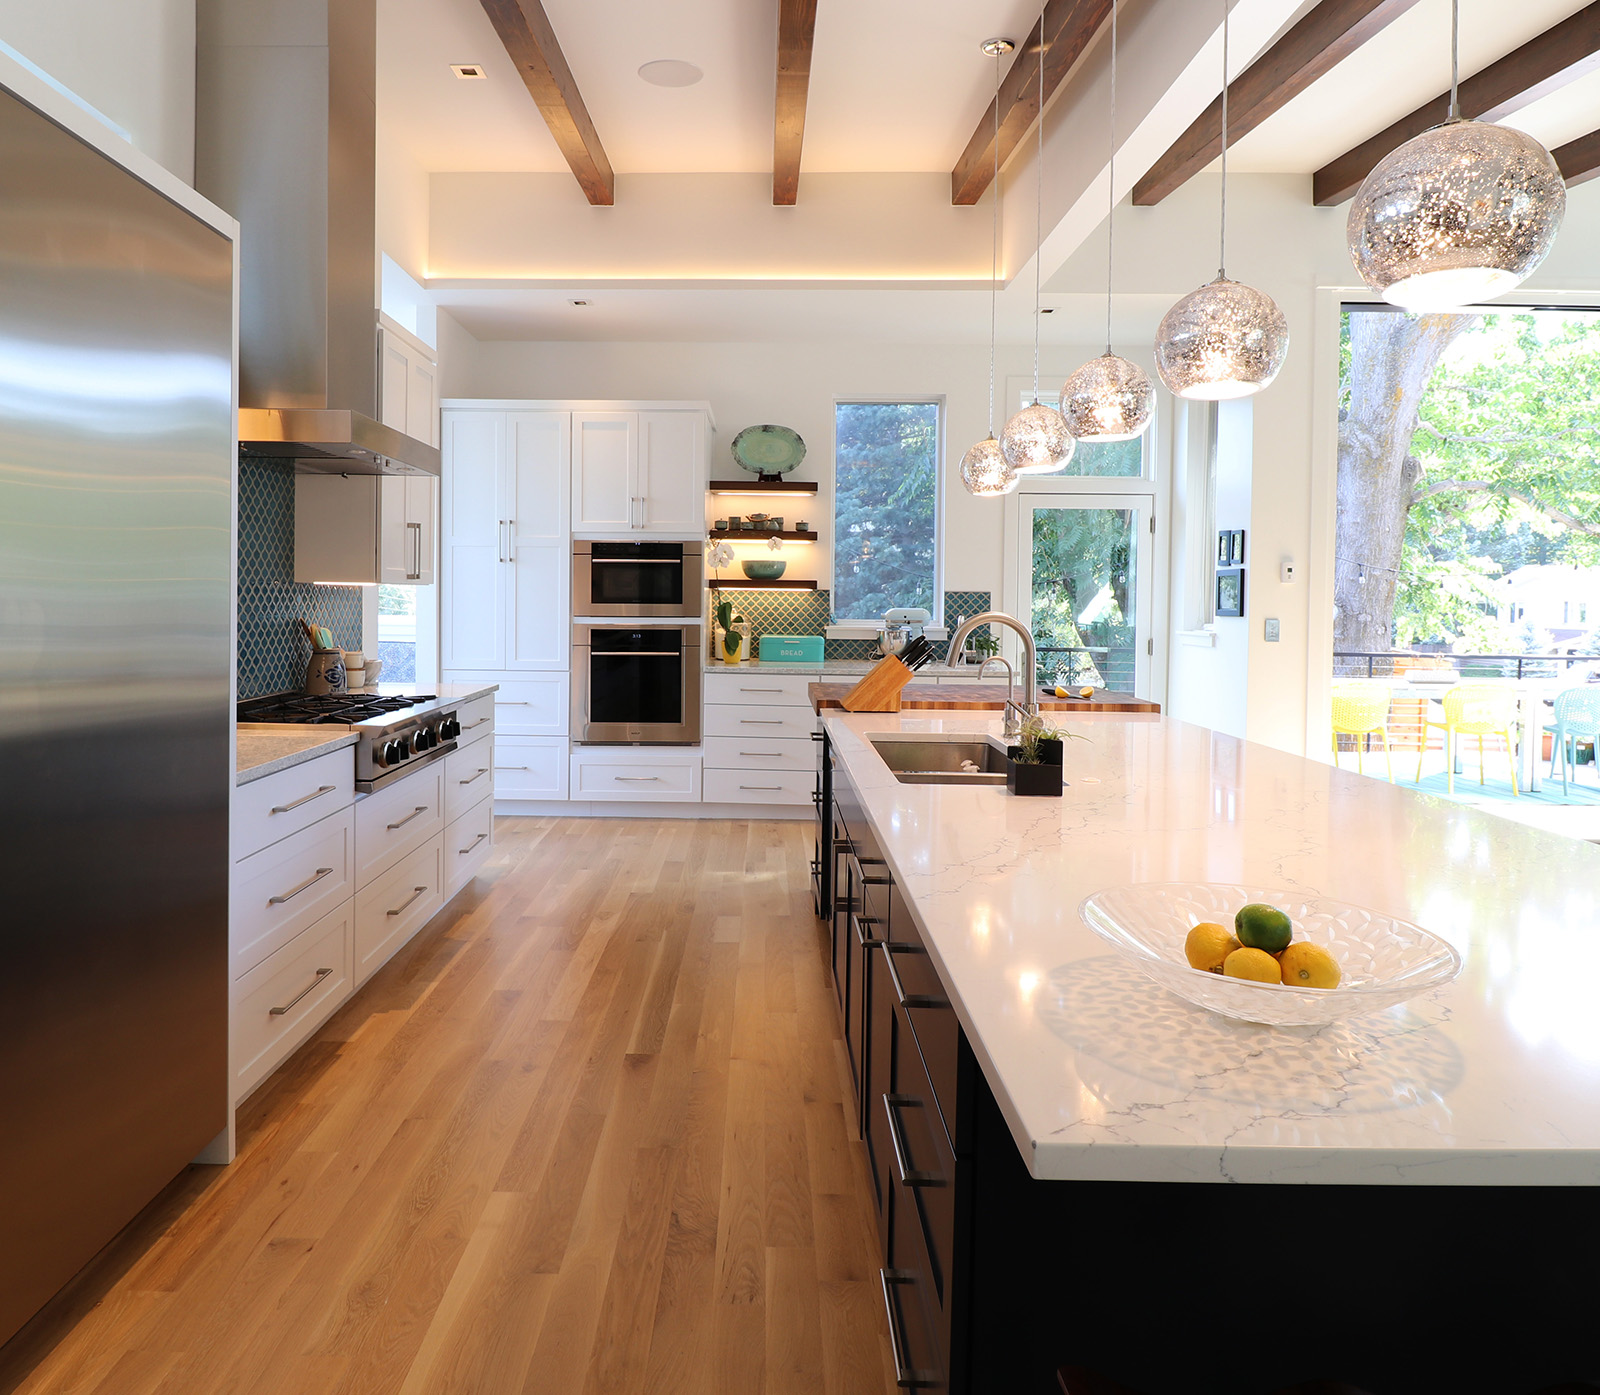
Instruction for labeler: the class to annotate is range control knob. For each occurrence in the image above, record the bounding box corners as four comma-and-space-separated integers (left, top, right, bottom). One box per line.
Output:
439, 716, 460, 740
415, 726, 435, 751
394, 735, 412, 759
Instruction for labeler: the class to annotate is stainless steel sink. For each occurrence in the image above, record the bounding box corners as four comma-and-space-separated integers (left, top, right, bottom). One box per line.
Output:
869, 735, 1009, 785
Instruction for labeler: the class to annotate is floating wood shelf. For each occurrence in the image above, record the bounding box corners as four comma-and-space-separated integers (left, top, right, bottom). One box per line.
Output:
713, 529, 818, 543
709, 479, 819, 494
708, 578, 818, 590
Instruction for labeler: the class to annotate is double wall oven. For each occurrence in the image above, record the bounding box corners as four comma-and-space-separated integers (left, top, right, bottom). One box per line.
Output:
572, 540, 703, 745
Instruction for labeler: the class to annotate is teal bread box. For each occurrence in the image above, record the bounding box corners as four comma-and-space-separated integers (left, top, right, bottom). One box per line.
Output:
759, 634, 825, 663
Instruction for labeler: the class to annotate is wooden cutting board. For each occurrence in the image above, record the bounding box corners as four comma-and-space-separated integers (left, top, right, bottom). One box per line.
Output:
808, 681, 1160, 713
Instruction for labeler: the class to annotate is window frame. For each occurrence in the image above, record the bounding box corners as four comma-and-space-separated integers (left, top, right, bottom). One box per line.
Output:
829, 396, 945, 626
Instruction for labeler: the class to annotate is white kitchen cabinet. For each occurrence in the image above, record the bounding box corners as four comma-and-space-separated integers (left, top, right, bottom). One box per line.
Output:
494, 735, 569, 801
294, 473, 435, 587
572, 408, 707, 535
569, 747, 702, 802
378, 314, 439, 448
441, 409, 569, 673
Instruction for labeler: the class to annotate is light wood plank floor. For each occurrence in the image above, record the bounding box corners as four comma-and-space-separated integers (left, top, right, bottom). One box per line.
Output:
0, 817, 896, 1395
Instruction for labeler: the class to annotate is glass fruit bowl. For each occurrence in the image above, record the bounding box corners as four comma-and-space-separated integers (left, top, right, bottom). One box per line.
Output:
1078, 882, 1462, 1027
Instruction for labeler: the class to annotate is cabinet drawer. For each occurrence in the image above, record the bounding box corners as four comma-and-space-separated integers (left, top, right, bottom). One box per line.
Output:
570, 751, 701, 801
231, 807, 354, 979
445, 798, 495, 898
702, 767, 813, 806
492, 675, 568, 735
494, 735, 568, 800
233, 899, 352, 1102
886, 938, 964, 1157
354, 835, 444, 985
233, 746, 355, 860
353, 764, 445, 888
702, 705, 816, 742
701, 734, 815, 773
445, 738, 495, 823
703, 671, 815, 706
453, 693, 495, 748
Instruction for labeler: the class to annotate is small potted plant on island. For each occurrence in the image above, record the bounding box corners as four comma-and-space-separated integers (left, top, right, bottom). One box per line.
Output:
1006, 713, 1071, 796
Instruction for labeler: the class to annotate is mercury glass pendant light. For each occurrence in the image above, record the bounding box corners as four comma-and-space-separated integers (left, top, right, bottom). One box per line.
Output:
1000, 37, 1075, 475
1061, 0, 1153, 442
1154, 0, 1289, 401
962, 39, 1021, 499
1346, 0, 1565, 311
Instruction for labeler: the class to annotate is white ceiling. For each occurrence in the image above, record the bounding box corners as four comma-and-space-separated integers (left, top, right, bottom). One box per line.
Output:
377, 0, 1044, 176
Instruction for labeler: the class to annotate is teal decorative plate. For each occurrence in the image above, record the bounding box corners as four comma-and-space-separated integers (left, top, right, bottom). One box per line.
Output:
732, 424, 806, 477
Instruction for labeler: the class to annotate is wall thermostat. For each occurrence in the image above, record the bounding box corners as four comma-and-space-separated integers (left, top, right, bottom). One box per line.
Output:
1280, 561, 1296, 583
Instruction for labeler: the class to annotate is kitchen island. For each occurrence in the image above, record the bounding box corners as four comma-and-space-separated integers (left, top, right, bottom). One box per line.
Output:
822, 709, 1600, 1394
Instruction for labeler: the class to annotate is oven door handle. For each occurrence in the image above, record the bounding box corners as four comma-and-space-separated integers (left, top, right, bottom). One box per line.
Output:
587, 558, 680, 565
594, 650, 682, 658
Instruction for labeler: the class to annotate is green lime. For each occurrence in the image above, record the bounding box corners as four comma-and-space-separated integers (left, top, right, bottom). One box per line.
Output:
1235, 903, 1292, 953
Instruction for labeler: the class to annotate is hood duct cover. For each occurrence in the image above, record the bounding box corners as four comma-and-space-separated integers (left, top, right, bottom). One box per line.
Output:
195, 0, 438, 476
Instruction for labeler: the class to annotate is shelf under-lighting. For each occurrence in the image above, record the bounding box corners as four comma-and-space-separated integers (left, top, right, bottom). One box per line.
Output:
709, 479, 819, 494
708, 579, 818, 590
712, 530, 817, 543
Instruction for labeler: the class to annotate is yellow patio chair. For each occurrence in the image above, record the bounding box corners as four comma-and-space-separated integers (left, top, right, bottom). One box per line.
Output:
1415, 684, 1519, 797
1331, 681, 1393, 782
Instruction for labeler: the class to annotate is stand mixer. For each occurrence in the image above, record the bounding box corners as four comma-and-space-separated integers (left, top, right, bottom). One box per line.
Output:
878, 607, 931, 657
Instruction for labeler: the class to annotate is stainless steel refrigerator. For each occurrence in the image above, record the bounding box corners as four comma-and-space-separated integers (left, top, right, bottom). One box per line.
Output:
0, 85, 232, 1345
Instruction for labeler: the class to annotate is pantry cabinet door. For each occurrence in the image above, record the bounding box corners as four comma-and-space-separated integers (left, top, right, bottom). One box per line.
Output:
441, 410, 505, 671
572, 412, 635, 532
637, 411, 705, 533
505, 412, 571, 669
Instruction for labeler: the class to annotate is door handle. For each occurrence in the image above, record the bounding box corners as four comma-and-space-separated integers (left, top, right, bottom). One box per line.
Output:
497, 519, 505, 564
407, 521, 422, 580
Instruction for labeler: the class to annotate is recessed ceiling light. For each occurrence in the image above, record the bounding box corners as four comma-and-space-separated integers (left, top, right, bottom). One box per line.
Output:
638, 59, 703, 88
450, 63, 487, 79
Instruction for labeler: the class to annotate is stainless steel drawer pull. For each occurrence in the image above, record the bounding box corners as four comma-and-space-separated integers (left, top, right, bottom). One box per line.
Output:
879, 1270, 938, 1389
739, 687, 783, 692
740, 784, 782, 791
270, 784, 336, 814
270, 967, 332, 1016
387, 885, 428, 917
852, 913, 885, 950
739, 751, 783, 758
267, 866, 334, 906
386, 805, 428, 830
882, 1095, 945, 1188
497, 701, 531, 705
458, 832, 489, 855
613, 775, 662, 782
495, 765, 529, 771
740, 718, 785, 724
464, 717, 492, 729
884, 946, 946, 1010
458, 768, 489, 785
406, 521, 422, 580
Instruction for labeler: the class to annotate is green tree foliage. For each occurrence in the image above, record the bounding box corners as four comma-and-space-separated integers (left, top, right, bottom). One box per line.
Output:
1029, 506, 1136, 690
833, 402, 938, 620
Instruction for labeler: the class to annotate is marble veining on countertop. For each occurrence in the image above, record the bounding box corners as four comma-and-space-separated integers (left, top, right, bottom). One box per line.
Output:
236, 729, 356, 784
824, 709, 1600, 1186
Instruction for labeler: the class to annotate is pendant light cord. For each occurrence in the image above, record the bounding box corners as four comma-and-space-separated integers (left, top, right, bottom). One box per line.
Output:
1218, 0, 1229, 280
1449, 0, 1460, 120
1105, 0, 1117, 354
989, 45, 1000, 437
1032, 33, 1044, 402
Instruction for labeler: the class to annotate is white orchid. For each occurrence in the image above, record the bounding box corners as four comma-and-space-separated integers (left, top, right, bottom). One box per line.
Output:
767, 535, 785, 554
707, 540, 735, 572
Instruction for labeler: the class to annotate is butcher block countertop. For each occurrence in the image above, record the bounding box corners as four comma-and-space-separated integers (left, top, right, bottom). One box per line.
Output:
808, 681, 1160, 714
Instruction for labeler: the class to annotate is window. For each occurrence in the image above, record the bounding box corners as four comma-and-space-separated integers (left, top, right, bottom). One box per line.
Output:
1020, 389, 1144, 477
377, 583, 417, 682
832, 401, 940, 621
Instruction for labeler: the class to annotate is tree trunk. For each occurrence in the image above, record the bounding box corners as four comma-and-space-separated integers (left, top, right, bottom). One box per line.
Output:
1334, 311, 1473, 665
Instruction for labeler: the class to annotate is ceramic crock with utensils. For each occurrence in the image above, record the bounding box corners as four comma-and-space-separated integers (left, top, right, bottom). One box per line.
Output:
304, 649, 346, 695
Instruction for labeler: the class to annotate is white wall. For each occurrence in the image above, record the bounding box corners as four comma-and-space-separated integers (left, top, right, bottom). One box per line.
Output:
0, 0, 195, 182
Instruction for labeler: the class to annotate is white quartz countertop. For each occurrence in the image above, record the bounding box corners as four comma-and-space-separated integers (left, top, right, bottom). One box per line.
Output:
703, 658, 876, 676
825, 709, 1600, 1186
236, 729, 356, 784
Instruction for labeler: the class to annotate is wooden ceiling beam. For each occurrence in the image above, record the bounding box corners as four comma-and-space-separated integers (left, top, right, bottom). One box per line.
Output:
478, 0, 614, 205
773, 0, 818, 205
1313, 1, 1600, 206
1555, 128, 1600, 187
950, 0, 1112, 206
1133, 0, 1422, 206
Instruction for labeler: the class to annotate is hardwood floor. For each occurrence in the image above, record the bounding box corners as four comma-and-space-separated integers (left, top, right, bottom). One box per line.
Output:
0, 817, 896, 1395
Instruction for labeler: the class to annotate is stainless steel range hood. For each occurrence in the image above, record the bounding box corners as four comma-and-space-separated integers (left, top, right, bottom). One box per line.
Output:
195, 0, 439, 476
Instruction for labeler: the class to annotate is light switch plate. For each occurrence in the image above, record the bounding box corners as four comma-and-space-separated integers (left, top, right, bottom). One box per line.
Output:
1264, 618, 1281, 642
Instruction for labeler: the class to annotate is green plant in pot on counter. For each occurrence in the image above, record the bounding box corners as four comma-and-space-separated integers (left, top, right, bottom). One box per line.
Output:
1006, 714, 1084, 796
714, 598, 747, 662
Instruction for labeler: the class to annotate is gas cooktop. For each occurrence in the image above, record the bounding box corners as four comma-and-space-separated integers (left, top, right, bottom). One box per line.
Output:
237, 693, 439, 726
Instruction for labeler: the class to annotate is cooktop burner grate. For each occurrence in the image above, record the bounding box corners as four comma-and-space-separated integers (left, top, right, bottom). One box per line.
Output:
240, 694, 439, 725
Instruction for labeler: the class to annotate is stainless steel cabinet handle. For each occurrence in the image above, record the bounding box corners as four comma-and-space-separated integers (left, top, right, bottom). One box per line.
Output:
458, 832, 489, 855
497, 519, 505, 563
458, 768, 489, 786
387, 885, 428, 917
852, 912, 885, 950
882, 1095, 944, 1187
386, 805, 428, 831
497, 701, 531, 705
740, 784, 782, 792
464, 717, 492, 729
739, 718, 785, 725
270, 784, 336, 815
270, 967, 332, 1016
267, 866, 334, 906
613, 775, 661, 782
883, 945, 946, 1010
406, 521, 422, 580
589, 558, 679, 565
739, 687, 783, 692
879, 1270, 935, 1389
495, 765, 529, 771
739, 751, 783, 758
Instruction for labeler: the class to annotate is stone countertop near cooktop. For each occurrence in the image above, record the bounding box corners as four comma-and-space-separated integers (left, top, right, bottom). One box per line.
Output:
825, 707, 1600, 1186
236, 729, 357, 785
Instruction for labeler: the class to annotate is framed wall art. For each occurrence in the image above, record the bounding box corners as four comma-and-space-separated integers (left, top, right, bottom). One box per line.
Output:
1216, 568, 1244, 618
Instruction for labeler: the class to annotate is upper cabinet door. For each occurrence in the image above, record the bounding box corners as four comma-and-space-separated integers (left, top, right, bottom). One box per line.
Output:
378, 478, 413, 584
405, 477, 436, 587
636, 411, 706, 533
505, 412, 571, 669
441, 411, 506, 671
379, 331, 410, 433
406, 354, 438, 447
506, 412, 570, 543
572, 412, 636, 532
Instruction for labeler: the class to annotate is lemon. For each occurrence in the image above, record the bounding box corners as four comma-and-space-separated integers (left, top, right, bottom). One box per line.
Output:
1235, 903, 1293, 954
1223, 947, 1282, 984
1279, 941, 1341, 989
1184, 922, 1240, 973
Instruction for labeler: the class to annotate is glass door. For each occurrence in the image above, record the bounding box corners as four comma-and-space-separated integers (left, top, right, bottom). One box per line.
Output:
1014, 493, 1154, 697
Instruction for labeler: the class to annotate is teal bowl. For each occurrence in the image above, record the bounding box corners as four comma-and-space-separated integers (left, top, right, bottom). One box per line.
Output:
741, 559, 787, 581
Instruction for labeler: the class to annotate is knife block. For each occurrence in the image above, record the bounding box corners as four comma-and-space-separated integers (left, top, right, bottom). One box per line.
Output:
840, 655, 913, 712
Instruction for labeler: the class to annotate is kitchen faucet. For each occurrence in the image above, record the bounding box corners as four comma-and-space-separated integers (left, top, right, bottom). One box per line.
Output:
946, 612, 1038, 739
